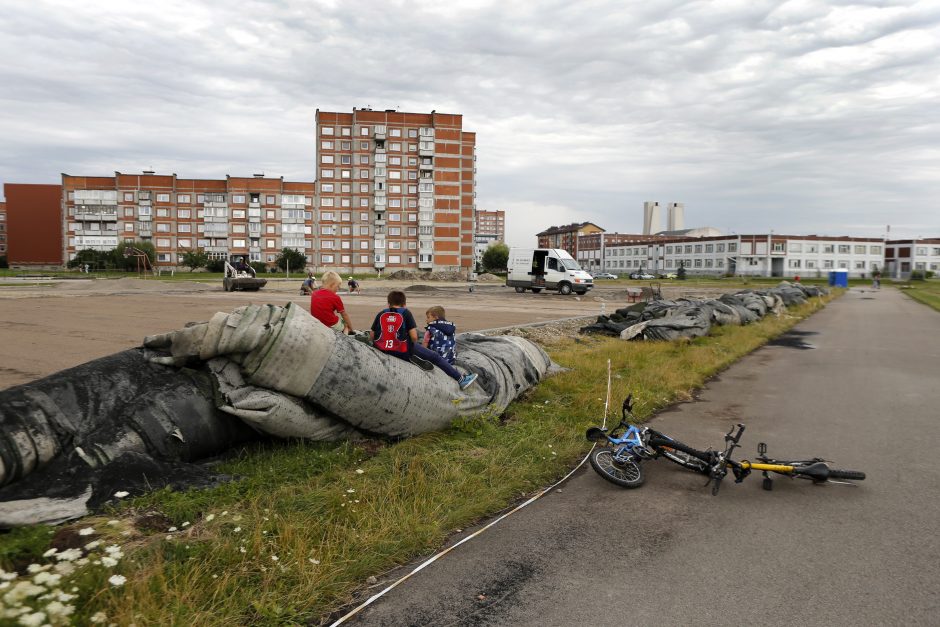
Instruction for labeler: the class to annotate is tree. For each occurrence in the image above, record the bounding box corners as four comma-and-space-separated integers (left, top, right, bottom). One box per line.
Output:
677, 262, 687, 280
275, 248, 307, 272
481, 242, 509, 273
180, 248, 210, 272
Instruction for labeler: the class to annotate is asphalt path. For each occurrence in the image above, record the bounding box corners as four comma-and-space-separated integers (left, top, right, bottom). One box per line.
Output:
350, 287, 940, 626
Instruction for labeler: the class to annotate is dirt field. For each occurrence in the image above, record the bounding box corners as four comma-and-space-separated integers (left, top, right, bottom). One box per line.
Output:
0, 277, 723, 389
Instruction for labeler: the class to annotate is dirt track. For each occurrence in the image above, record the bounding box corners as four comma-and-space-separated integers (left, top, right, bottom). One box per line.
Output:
0, 277, 729, 389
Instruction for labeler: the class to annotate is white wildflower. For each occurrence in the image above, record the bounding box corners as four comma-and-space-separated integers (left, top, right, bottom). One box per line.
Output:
308, 558, 320, 565
113, 491, 129, 498
26, 564, 49, 574
31, 572, 61, 587
77, 527, 95, 536
101, 556, 119, 568
346, 489, 355, 493
355, 469, 364, 474
233, 527, 241, 533
120, 530, 132, 537
204, 514, 215, 522
55, 591, 75, 602
104, 545, 123, 557
89, 611, 108, 624
107, 574, 126, 587
220, 511, 228, 516
181, 521, 190, 527
16, 610, 46, 626
44, 600, 74, 620
0, 570, 17, 580
54, 549, 82, 562
53, 562, 75, 577
231, 515, 242, 522
270, 555, 279, 562
106, 520, 119, 526
42, 548, 58, 558
75, 558, 89, 566
84, 540, 101, 550
0, 581, 10, 590
211, 574, 218, 579
4, 580, 45, 604
239, 547, 246, 554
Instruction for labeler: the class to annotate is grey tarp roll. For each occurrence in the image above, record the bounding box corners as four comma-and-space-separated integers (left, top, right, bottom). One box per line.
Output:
0, 303, 553, 525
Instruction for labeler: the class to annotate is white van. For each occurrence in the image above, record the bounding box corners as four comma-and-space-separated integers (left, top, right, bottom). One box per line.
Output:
506, 248, 594, 295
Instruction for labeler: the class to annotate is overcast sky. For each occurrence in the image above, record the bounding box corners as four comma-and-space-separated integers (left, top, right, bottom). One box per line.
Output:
1, 0, 938, 247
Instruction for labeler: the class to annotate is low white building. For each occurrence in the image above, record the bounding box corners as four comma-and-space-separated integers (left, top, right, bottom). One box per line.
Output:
885, 239, 940, 278
601, 234, 885, 278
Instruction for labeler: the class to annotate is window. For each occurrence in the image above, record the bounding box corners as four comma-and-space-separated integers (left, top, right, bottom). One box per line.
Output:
123, 192, 134, 201
360, 155, 370, 165
321, 198, 334, 208
716, 243, 725, 252
772, 242, 785, 252
321, 140, 334, 149
389, 241, 401, 250
322, 254, 334, 263
855, 261, 866, 269
156, 223, 170, 232
341, 141, 351, 150
178, 224, 192, 233
321, 240, 334, 249
694, 259, 702, 267
178, 194, 191, 204
322, 155, 334, 164
665, 246, 673, 254
322, 126, 334, 136
838, 245, 850, 254
341, 170, 351, 179
389, 213, 401, 222
856, 245, 868, 254
360, 126, 370, 136
124, 223, 134, 232
321, 211, 334, 220
870, 246, 882, 255
408, 129, 418, 138
789, 243, 802, 252
321, 169, 334, 178
705, 244, 714, 253
389, 255, 401, 264
694, 245, 702, 253
916, 247, 927, 256
728, 243, 737, 252
389, 227, 401, 236
806, 260, 816, 268
390, 128, 401, 137
266, 195, 275, 204
341, 127, 351, 136
360, 141, 369, 150
340, 155, 352, 165
322, 183, 334, 193
359, 169, 369, 178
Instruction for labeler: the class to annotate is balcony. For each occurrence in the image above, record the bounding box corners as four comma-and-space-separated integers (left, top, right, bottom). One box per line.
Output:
418, 257, 433, 269
374, 125, 386, 140
374, 218, 386, 227
249, 201, 261, 209
374, 259, 385, 269
418, 161, 434, 172
419, 145, 434, 157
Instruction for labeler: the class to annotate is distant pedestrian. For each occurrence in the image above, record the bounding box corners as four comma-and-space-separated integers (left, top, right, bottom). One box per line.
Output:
84, 263, 89, 274
794, 274, 800, 282
872, 271, 881, 290
347, 276, 361, 295
301, 271, 318, 295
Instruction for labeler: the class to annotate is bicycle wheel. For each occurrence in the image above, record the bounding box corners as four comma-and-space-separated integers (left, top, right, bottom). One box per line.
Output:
827, 469, 866, 481
659, 447, 709, 473
589, 447, 645, 488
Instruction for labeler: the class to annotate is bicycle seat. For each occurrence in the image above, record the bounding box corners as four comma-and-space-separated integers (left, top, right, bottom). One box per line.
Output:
794, 462, 830, 482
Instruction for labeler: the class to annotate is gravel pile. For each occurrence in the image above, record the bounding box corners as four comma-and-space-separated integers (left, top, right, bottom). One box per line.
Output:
484, 317, 595, 347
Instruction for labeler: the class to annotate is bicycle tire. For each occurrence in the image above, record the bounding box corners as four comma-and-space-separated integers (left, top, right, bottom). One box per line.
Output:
827, 468, 866, 481
589, 447, 645, 488
659, 448, 709, 473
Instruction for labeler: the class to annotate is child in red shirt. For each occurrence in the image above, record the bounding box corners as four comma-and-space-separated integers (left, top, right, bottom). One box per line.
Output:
310, 271, 353, 334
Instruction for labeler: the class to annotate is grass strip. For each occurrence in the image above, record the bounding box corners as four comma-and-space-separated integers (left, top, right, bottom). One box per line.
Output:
897, 281, 940, 312
0, 294, 834, 625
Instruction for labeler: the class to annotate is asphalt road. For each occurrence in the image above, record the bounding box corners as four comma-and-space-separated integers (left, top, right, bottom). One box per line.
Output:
350, 287, 940, 626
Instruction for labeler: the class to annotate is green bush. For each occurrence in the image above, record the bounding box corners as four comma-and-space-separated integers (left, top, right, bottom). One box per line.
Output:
113, 241, 157, 271
206, 258, 226, 273
482, 242, 509, 273
275, 248, 307, 272
180, 248, 209, 272
250, 261, 267, 275
0, 255, 7, 269
911, 270, 926, 281
927, 271, 935, 279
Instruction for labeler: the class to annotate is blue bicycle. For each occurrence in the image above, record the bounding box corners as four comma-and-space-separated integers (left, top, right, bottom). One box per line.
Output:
586, 395, 865, 494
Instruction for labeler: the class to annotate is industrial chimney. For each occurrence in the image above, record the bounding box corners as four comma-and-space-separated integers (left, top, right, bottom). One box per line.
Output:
667, 202, 685, 231
643, 201, 662, 235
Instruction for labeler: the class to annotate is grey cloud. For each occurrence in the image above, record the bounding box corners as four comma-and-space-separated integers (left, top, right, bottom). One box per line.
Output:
1, 0, 938, 248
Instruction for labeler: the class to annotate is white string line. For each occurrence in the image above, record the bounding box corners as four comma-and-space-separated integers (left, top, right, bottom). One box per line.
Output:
329, 360, 614, 627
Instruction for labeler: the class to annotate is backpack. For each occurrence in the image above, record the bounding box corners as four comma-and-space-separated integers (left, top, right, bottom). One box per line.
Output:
374, 308, 409, 354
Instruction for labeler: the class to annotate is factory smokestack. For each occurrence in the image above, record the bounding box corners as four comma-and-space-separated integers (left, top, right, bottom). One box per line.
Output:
643, 201, 661, 235
667, 202, 685, 231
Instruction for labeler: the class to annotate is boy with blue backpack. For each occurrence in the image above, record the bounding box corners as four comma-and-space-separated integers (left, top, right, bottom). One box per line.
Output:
422, 305, 457, 366
369, 291, 477, 390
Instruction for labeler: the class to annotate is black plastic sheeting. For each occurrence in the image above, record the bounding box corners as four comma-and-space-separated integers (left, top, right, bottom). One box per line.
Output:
580, 281, 828, 341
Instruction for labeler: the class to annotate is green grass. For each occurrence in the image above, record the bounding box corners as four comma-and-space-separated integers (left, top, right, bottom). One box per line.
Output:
0, 294, 835, 625
897, 280, 940, 312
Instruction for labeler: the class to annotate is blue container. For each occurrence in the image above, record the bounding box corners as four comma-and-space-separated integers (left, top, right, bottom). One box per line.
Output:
829, 270, 848, 288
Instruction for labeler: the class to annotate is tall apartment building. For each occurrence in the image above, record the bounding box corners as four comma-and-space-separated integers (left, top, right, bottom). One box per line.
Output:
61, 172, 315, 266
475, 209, 505, 242
315, 108, 477, 272
0, 201, 6, 256
473, 209, 505, 263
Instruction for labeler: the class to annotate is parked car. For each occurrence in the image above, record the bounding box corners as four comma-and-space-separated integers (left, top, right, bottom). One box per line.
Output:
592, 272, 618, 280
659, 272, 678, 279
629, 271, 655, 280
